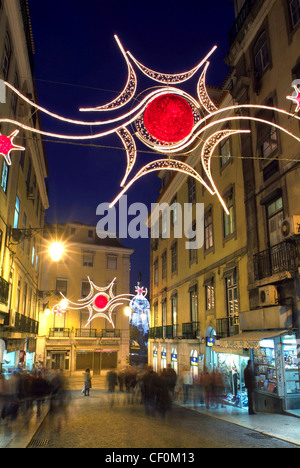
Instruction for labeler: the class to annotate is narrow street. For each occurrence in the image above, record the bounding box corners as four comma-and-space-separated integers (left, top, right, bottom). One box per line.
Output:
27, 388, 298, 450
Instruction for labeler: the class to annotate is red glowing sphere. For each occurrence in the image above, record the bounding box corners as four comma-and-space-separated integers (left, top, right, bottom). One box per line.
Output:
94, 294, 109, 309
0, 135, 13, 154
143, 94, 194, 143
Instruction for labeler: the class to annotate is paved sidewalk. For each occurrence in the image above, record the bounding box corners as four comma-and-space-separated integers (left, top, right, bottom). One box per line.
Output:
177, 401, 300, 447
1, 375, 299, 448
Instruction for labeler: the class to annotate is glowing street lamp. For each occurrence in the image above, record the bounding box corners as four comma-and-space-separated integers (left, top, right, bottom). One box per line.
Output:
124, 306, 132, 317
49, 242, 64, 262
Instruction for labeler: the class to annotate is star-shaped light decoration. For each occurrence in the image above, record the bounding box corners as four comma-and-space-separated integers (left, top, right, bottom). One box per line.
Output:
0, 129, 25, 165
52, 277, 133, 328
287, 83, 300, 113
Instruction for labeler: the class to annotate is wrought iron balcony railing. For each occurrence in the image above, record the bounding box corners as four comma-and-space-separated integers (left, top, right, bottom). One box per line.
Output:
4, 312, 38, 335
253, 240, 300, 281
149, 323, 199, 340
216, 315, 240, 339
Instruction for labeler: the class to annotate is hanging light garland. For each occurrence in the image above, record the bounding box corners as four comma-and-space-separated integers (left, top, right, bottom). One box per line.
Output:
0, 35, 299, 213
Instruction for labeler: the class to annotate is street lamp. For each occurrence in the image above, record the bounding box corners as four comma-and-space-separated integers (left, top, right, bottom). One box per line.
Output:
49, 242, 64, 262
124, 306, 132, 317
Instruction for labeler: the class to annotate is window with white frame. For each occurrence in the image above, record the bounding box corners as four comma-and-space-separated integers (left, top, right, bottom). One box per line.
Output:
13, 195, 20, 229
204, 209, 213, 250
223, 188, 235, 238
225, 269, 239, 318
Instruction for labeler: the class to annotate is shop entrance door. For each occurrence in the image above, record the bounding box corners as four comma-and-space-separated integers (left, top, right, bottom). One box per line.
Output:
52, 353, 64, 370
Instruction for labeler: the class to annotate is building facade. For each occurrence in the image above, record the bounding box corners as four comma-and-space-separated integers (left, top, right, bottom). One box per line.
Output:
37, 222, 133, 375
0, 0, 49, 373
224, 0, 300, 413
148, 0, 300, 413
148, 88, 251, 410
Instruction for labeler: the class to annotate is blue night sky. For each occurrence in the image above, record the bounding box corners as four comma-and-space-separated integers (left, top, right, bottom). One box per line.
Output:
27, 0, 236, 291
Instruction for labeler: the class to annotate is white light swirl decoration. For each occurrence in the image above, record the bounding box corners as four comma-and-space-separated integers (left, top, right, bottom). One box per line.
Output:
0, 35, 300, 213
52, 277, 133, 328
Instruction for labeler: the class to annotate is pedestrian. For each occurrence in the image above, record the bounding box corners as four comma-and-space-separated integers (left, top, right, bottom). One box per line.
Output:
202, 367, 212, 409
107, 369, 117, 393
244, 360, 256, 415
118, 369, 125, 392
83, 368, 92, 396
142, 365, 158, 416
156, 369, 171, 418
164, 364, 177, 401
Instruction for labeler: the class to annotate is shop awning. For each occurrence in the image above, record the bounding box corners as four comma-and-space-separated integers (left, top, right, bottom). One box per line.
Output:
216, 330, 288, 351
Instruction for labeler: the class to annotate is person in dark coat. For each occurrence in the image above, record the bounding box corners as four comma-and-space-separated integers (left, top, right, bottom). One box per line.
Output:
142, 366, 158, 416
156, 369, 171, 418
244, 360, 256, 415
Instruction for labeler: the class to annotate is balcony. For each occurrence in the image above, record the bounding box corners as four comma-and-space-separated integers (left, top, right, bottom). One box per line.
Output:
0, 277, 9, 305
228, 0, 264, 46
149, 323, 199, 340
216, 316, 240, 339
4, 312, 39, 335
49, 328, 70, 338
253, 240, 300, 281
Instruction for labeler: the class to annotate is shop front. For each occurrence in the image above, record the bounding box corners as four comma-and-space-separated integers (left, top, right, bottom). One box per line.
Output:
216, 330, 300, 413
216, 350, 249, 409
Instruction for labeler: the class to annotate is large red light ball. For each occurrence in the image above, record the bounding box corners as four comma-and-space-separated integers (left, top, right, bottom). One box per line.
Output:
94, 294, 109, 309
143, 94, 194, 143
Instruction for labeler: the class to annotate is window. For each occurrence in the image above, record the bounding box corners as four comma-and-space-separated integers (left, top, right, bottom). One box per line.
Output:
162, 299, 167, 327
189, 221, 197, 264
171, 196, 177, 225
171, 242, 177, 275
1, 160, 8, 193
267, 195, 284, 247
189, 285, 198, 322
23, 283, 28, 315
56, 279, 68, 297
88, 230, 93, 239
81, 280, 90, 298
289, 0, 300, 29
31, 239, 35, 265
13, 196, 20, 229
16, 277, 21, 313
107, 255, 117, 270
2, 31, 11, 80
83, 251, 94, 267
154, 258, 158, 285
161, 250, 167, 279
205, 280, 215, 312
253, 31, 270, 77
171, 294, 178, 336
225, 269, 239, 318
188, 177, 196, 203
204, 209, 214, 250
220, 137, 231, 167
223, 189, 235, 238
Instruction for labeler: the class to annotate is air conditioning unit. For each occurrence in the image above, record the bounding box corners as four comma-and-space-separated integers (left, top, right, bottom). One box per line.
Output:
280, 216, 300, 240
259, 285, 278, 307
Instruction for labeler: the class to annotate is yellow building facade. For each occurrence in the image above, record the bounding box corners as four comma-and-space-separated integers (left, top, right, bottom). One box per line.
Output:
0, 0, 49, 372
148, 89, 250, 387
37, 222, 133, 375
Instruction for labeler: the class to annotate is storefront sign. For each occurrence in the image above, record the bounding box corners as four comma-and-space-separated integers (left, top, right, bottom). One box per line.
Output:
190, 356, 198, 366
206, 337, 215, 347
171, 353, 177, 362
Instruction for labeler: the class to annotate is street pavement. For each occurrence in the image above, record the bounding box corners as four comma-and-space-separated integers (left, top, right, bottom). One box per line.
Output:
0, 375, 300, 448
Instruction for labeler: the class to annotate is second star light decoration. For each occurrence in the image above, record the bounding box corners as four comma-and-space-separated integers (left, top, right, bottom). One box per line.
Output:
1, 35, 300, 215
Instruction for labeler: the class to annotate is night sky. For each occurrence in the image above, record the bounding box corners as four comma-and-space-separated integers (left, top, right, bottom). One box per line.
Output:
27, 0, 236, 291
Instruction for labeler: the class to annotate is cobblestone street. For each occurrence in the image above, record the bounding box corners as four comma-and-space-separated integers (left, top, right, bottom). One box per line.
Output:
28, 388, 298, 449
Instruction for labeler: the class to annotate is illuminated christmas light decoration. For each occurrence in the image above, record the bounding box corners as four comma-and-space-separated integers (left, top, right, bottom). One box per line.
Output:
0, 130, 25, 165
52, 277, 133, 328
1, 36, 300, 214
287, 82, 300, 113
129, 284, 150, 335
